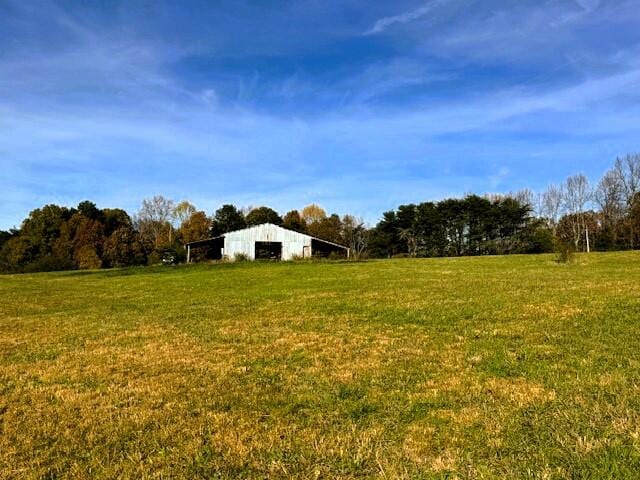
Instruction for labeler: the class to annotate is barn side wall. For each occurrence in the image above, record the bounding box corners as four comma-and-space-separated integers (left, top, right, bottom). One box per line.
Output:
223, 224, 312, 261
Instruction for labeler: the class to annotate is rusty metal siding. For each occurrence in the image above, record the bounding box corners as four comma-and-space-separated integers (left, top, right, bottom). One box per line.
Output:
223, 223, 312, 261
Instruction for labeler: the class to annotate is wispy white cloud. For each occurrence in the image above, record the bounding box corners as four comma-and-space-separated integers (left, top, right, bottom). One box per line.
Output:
575, 0, 600, 12
3, 61, 639, 224
263, 58, 450, 107
551, 0, 601, 27
409, 0, 640, 67
364, 0, 445, 35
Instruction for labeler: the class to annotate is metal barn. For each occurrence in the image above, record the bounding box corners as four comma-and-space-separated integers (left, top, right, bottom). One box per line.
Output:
185, 223, 349, 262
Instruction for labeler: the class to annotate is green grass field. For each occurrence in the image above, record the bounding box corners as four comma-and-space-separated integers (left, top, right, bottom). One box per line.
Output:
1, 253, 640, 479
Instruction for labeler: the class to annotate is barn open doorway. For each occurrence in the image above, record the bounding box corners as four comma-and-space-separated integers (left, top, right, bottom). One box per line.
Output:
255, 241, 282, 260
311, 238, 348, 258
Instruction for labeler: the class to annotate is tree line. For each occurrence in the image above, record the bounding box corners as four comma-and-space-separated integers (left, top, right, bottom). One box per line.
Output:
370, 154, 640, 258
1, 153, 639, 272
368, 194, 546, 258
0, 200, 367, 272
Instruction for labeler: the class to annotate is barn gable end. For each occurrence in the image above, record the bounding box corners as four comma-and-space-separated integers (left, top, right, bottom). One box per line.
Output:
185, 223, 348, 262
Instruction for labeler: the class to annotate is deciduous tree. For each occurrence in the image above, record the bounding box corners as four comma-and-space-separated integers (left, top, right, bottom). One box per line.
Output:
103, 226, 145, 267
541, 184, 563, 233
210, 204, 246, 236
137, 196, 175, 249
301, 204, 326, 225
308, 214, 342, 244
613, 154, 640, 247
562, 174, 592, 251
245, 206, 282, 226
614, 154, 640, 207
180, 211, 211, 244
341, 215, 369, 259
173, 201, 197, 229
282, 210, 307, 233
595, 170, 624, 235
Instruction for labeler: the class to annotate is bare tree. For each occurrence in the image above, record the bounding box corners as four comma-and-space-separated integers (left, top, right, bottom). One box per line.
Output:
613, 154, 640, 207
341, 215, 369, 259
483, 193, 503, 203
398, 227, 418, 257
541, 184, 563, 233
137, 195, 175, 248
563, 174, 592, 251
511, 188, 540, 216
613, 154, 640, 247
240, 205, 254, 217
595, 170, 624, 225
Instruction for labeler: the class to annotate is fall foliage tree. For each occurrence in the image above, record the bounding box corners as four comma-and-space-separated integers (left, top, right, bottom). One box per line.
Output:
282, 210, 307, 233
308, 214, 342, 243
301, 204, 326, 225
180, 211, 211, 244
173, 201, 197, 229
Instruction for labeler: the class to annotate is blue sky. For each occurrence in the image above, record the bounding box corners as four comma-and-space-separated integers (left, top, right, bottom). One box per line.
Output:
1, 0, 640, 228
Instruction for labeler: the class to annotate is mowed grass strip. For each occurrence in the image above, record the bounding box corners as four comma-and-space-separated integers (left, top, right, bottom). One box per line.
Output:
1, 252, 640, 479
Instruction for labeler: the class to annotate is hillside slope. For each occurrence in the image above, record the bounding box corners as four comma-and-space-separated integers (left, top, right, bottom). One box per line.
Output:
2, 253, 640, 478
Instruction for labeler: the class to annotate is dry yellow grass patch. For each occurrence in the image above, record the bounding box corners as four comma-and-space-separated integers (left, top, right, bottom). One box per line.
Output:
574, 435, 611, 454
435, 407, 482, 426
403, 422, 437, 464
403, 423, 459, 473
0, 324, 238, 478
430, 448, 459, 472
483, 377, 556, 407
520, 302, 584, 320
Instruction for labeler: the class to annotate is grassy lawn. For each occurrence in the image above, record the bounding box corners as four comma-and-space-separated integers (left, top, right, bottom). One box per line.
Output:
1, 252, 640, 479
